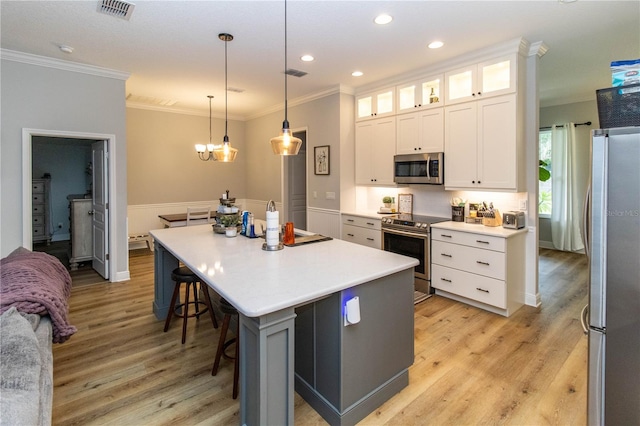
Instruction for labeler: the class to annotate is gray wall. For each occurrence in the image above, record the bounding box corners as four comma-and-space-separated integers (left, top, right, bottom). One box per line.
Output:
1, 57, 128, 279
538, 99, 598, 248
245, 92, 345, 210
126, 108, 246, 204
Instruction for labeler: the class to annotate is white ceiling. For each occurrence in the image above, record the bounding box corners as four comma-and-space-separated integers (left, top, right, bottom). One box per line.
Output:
2, 0, 639, 119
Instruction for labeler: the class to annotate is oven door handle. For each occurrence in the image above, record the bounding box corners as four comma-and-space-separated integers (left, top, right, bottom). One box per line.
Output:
383, 228, 428, 239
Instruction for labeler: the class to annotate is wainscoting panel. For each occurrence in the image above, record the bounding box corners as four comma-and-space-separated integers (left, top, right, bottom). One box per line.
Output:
307, 208, 341, 239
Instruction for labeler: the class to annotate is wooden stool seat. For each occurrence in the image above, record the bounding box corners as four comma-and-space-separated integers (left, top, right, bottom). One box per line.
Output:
212, 298, 239, 399
163, 266, 218, 344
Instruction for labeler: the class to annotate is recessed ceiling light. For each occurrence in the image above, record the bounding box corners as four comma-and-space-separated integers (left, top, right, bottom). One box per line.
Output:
374, 14, 392, 25
59, 44, 74, 54
428, 41, 444, 49
352, 71, 363, 77
301, 55, 314, 62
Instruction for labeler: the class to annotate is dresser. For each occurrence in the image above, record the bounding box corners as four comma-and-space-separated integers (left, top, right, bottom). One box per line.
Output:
32, 178, 52, 245
430, 222, 526, 317
68, 197, 93, 270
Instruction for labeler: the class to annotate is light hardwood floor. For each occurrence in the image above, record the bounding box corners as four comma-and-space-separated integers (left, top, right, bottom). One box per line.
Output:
52, 248, 588, 425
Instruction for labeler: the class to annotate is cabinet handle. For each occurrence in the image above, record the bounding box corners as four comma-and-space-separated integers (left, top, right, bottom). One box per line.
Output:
472, 180, 475, 184
478, 180, 481, 184
476, 287, 490, 293
366, 238, 374, 241
476, 261, 490, 266
441, 278, 452, 283
347, 233, 355, 237
441, 253, 452, 258
476, 240, 490, 244
366, 222, 375, 226
347, 219, 354, 222
440, 234, 452, 238
88, 210, 95, 215
477, 92, 482, 96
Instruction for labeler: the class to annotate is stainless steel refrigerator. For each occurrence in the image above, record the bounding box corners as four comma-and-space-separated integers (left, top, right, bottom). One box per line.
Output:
585, 126, 640, 425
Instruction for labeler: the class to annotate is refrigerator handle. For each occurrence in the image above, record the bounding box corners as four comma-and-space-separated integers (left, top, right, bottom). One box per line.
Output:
580, 303, 589, 335
582, 183, 590, 256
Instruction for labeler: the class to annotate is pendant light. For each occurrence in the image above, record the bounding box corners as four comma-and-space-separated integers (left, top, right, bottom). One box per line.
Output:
213, 33, 238, 162
194, 34, 238, 162
270, 0, 302, 156
195, 95, 216, 161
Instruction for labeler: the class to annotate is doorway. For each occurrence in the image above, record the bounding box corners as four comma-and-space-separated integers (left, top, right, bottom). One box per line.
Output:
283, 130, 308, 230
22, 129, 115, 281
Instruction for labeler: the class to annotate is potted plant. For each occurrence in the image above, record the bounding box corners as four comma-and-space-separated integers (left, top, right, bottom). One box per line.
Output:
382, 196, 393, 208
219, 214, 240, 237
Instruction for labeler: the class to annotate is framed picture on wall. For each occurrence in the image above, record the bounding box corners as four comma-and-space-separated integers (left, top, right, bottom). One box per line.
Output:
314, 145, 330, 175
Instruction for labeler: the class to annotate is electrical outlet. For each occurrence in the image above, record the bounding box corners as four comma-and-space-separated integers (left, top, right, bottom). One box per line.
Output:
313, 191, 317, 199
519, 199, 528, 211
326, 191, 336, 200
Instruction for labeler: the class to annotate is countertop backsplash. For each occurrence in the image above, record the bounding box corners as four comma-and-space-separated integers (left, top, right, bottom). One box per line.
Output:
355, 185, 527, 218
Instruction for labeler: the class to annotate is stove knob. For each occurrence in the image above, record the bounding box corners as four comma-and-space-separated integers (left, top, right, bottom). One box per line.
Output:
415, 222, 422, 228
422, 223, 428, 229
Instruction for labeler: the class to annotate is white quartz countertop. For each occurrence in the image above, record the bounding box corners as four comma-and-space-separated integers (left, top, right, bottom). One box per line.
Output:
431, 221, 528, 238
150, 224, 418, 317
341, 210, 393, 220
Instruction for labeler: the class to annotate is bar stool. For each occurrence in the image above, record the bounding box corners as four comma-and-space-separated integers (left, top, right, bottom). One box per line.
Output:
212, 298, 239, 399
163, 266, 218, 344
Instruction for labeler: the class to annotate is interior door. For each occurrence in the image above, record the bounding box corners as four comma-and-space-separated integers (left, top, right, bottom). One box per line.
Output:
287, 131, 307, 230
91, 140, 109, 279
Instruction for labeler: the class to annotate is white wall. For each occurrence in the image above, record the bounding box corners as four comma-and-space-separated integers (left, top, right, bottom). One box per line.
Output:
1, 52, 129, 281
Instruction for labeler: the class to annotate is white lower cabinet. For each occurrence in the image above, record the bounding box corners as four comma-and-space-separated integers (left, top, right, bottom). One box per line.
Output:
341, 214, 381, 249
431, 225, 525, 317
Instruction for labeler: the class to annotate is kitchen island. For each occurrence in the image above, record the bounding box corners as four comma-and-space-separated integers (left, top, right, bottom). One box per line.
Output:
150, 223, 418, 425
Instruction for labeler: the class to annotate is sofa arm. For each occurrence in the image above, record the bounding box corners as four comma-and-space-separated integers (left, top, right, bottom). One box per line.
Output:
0, 308, 53, 426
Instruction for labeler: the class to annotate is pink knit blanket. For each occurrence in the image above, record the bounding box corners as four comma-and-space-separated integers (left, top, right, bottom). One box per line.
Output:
1, 250, 76, 343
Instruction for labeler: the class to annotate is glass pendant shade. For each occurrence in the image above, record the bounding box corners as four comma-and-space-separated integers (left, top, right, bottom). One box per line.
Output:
213, 136, 238, 162
270, 122, 302, 155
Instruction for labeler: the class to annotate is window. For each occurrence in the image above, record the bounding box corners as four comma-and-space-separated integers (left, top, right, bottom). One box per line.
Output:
539, 130, 552, 215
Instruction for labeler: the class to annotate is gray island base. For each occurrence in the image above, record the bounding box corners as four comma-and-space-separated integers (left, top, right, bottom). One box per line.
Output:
150, 224, 416, 425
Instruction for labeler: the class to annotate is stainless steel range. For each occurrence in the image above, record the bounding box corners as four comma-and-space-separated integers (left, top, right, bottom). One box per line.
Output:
381, 214, 449, 303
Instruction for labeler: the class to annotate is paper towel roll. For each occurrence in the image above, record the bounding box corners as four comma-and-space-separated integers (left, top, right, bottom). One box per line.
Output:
266, 210, 279, 247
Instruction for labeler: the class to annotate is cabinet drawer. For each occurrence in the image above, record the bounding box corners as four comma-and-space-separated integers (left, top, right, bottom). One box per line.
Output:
432, 264, 506, 309
431, 228, 505, 252
32, 215, 45, 226
342, 215, 381, 231
32, 182, 45, 193
342, 224, 381, 249
432, 240, 505, 280
32, 193, 45, 204
32, 225, 45, 237
32, 204, 45, 215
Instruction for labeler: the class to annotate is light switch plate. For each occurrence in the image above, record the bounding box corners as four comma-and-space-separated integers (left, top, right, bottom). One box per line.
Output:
326, 191, 336, 200
519, 199, 527, 211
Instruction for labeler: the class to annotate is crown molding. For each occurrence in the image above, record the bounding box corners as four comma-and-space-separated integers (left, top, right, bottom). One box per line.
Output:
0, 49, 130, 81
529, 41, 549, 58
247, 84, 354, 121
125, 101, 244, 121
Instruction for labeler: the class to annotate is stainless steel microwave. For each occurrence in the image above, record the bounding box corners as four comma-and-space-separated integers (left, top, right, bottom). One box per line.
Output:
394, 153, 444, 184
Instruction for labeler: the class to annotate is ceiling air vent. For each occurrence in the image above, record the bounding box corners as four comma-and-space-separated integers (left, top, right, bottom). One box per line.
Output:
285, 68, 307, 78
98, 0, 135, 21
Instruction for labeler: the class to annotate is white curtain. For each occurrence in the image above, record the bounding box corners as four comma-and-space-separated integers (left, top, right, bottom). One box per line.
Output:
551, 123, 584, 252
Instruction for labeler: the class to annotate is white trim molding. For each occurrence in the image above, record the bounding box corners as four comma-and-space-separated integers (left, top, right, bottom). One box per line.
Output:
1, 49, 130, 80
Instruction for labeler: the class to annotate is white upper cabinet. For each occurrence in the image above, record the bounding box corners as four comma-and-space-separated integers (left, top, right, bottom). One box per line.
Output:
355, 117, 396, 185
444, 94, 520, 191
396, 75, 443, 113
445, 54, 516, 105
356, 88, 395, 121
396, 108, 444, 154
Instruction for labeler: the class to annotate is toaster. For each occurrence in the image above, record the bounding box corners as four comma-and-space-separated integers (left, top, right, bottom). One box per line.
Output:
502, 211, 526, 229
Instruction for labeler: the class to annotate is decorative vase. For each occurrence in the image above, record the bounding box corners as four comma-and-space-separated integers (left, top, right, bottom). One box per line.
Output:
384, 203, 392, 208
225, 227, 237, 237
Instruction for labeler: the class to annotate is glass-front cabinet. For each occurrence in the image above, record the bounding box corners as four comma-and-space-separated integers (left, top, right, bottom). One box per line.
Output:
356, 88, 395, 121
396, 75, 443, 113
445, 54, 516, 105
